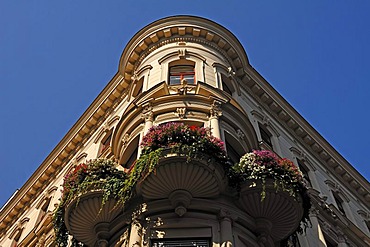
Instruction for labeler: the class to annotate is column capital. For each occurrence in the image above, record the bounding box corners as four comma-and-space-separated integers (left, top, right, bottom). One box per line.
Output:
210, 101, 222, 119
141, 102, 154, 122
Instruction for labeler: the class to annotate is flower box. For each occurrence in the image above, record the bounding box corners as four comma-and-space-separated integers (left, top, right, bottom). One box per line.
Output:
64, 190, 121, 246
231, 150, 311, 243
239, 179, 304, 241
136, 148, 226, 200
53, 159, 127, 247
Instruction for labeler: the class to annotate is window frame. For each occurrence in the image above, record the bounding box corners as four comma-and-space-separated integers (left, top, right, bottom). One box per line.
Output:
169, 65, 196, 85
151, 238, 210, 247
259, 123, 273, 149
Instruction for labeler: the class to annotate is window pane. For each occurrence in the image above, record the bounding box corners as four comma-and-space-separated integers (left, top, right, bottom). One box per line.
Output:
259, 125, 273, 148
169, 65, 195, 85
170, 65, 194, 73
170, 75, 181, 85
183, 74, 195, 84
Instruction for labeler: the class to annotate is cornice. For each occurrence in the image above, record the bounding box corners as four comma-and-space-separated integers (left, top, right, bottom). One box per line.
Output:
309, 189, 370, 245
118, 16, 249, 91
0, 72, 130, 235
238, 65, 370, 207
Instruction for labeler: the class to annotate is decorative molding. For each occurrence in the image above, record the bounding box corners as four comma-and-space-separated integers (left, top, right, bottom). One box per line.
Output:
209, 101, 222, 119
75, 152, 88, 163
175, 107, 187, 119
135, 65, 153, 78
251, 110, 280, 137
121, 133, 130, 148
141, 102, 154, 121
325, 180, 351, 203
357, 209, 369, 219
170, 79, 196, 95
289, 147, 317, 171
236, 129, 245, 140
158, 49, 206, 65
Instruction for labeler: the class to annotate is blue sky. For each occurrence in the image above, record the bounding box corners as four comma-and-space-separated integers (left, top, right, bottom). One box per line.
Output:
1, 1, 369, 207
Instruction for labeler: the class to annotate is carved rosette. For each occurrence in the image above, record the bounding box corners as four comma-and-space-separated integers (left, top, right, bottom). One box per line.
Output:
238, 179, 304, 242
64, 191, 122, 246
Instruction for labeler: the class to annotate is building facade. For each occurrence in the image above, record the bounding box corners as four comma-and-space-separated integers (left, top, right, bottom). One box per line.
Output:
1, 16, 370, 247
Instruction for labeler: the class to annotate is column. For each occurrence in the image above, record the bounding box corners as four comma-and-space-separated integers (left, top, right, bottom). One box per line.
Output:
142, 103, 154, 134
219, 209, 233, 247
128, 219, 142, 247
306, 208, 326, 247
209, 101, 222, 139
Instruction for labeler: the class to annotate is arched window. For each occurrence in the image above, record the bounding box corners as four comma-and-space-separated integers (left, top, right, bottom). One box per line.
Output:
169, 60, 195, 85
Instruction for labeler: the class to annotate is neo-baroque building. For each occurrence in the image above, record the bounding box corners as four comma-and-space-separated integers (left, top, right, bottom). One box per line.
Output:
1, 16, 370, 247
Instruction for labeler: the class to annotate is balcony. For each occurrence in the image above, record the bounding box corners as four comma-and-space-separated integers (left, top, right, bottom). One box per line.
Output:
64, 191, 121, 246
231, 150, 311, 246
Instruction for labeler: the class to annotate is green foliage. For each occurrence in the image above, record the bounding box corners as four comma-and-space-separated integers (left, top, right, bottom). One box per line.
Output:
53, 123, 231, 246
53, 159, 126, 247
230, 150, 311, 236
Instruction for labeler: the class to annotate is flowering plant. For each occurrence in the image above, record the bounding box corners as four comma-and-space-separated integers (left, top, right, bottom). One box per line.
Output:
129, 122, 229, 190
232, 150, 304, 198
53, 123, 228, 246
53, 159, 127, 247
231, 150, 311, 235
140, 122, 227, 161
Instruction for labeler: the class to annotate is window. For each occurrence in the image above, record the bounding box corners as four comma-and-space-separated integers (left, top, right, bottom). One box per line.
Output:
365, 220, 370, 232
259, 124, 273, 149
132, 76, 144, 97
221, 74, 233, 95
36, 197, 51, 225
99, 130, 112, 156
333, 192, 346, 216
11, 229, 22, 247
225, 132, 245, 165
297, 159, 311, 186
323, 233, 336, 247
169, 65, 195, 85
121, 136, 139, 170
151, 238, 210, 247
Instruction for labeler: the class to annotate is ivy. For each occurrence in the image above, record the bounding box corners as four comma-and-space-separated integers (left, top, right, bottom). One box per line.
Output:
53, 123, 231, 246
